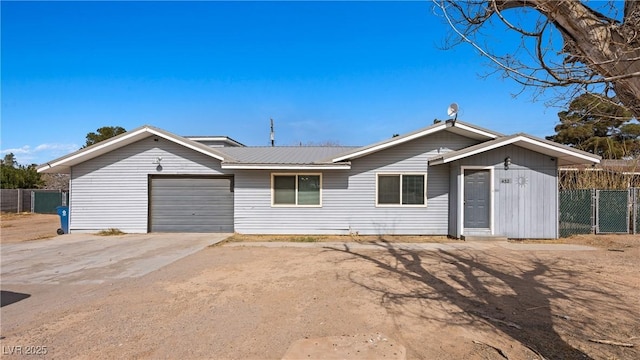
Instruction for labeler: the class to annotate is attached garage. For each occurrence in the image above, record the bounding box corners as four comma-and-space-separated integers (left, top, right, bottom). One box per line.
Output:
149, 176, 234, 232
37, 123, 601, 238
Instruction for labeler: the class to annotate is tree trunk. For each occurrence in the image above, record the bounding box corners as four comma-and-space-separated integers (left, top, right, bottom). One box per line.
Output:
498, 0, 640, 117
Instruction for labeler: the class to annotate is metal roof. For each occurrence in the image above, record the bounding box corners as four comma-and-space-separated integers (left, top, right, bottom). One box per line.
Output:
219, 146, 358, 165
36, 121, 602, 173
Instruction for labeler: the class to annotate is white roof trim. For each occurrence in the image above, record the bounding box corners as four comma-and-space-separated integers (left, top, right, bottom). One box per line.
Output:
454, 122, 500, 140
516, 136, 600, 163
186, 136, 245, 147
149, 129, 226, 161
430, 135, 601, 165
331, 121, 500, 163
38, 126, 226, 173
187, 136, 230, 141
39, 127, 146, 171
332, 123, 448, 162
221, 163, 351, 170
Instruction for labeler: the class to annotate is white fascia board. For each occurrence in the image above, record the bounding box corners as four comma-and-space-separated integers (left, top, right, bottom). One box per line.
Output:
221, 163, 351, 170
42, 127, 152, 171
428, 157, 445, 166
431, 137, 520, 164
148, 129, 225, 161
438, 136, 600, 164
332, 123, 447, 162
187, 136, 228, 141
187, 136, 244, 147
454, 122, 500, 139
38, 127, 225, 172
521, 137, 600, 164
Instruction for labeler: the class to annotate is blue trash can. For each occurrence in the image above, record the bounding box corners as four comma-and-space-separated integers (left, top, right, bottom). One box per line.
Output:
56, 206, 69, 235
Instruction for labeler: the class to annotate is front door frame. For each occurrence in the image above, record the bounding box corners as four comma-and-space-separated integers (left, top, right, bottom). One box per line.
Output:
458, 166, 494, 237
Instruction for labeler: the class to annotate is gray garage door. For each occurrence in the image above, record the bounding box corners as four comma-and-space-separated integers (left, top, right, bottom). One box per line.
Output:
150, 177, 233, 232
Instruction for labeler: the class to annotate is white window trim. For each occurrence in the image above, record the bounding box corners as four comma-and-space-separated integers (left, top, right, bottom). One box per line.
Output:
375, 173, 427, 207
271, 173, 323, 207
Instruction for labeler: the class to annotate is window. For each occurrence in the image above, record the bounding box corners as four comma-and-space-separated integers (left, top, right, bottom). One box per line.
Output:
377, 174, 425, 206
272, 174, 321, 206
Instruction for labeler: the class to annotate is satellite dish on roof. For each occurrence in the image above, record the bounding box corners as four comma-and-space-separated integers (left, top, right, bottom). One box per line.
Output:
447, 103, 458, 118
447, 103, 459, 125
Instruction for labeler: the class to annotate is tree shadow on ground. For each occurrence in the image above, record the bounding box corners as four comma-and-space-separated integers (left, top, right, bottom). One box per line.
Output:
1, 290, 31, 307
325, 242, 638, 360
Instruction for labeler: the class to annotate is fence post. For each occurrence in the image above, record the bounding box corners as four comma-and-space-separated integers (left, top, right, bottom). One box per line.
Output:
592, 189, 597, 234
31, 191, 35, 212
628, 189, 632, 234
631, 188, 640, 234
17, 188, 22, 212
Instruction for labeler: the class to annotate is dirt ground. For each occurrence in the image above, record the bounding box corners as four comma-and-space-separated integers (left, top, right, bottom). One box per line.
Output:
0, 213, 59, 243
1, 214, 639, 359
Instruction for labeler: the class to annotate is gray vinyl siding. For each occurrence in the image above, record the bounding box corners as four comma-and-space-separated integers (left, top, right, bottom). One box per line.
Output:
234, 131, 479, 235
69, 136, 227, 233
448, 165, 459, 238
452, 144, 558, 239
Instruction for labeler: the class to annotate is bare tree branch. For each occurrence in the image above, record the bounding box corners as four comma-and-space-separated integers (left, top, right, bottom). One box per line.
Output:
433, 0, 640, 117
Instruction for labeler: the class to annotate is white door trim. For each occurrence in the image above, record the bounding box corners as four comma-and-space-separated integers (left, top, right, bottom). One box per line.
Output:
459, 166, 494, 237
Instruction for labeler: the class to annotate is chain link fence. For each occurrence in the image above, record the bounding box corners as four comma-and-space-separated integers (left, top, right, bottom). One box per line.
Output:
559, 188, 639, 237
559, 189, 594, 238
0, 189, 67, 213
596, 190, 630, 234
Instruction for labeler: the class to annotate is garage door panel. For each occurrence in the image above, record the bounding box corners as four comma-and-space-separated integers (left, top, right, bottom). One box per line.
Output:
150, 177, 234, 233
152, 210, 233, 218
151, 187, 232, 196
152, 200, 233, 211
152, 196, 232, 204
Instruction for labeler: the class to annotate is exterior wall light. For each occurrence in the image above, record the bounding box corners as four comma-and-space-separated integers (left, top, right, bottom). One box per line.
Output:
153, 156, 163, 171
504, 156, 511, 170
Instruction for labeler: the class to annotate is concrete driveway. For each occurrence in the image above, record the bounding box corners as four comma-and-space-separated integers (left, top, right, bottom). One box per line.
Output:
0, 233, 230, 285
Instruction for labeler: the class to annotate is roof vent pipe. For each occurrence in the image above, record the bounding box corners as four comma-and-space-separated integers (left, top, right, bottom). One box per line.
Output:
270, 118, 275, 147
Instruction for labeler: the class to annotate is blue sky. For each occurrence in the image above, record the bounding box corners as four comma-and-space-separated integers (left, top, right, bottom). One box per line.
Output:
2, 1, 563, 166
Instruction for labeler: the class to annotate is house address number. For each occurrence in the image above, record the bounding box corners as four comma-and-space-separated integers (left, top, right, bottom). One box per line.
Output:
500, 178, 511, 184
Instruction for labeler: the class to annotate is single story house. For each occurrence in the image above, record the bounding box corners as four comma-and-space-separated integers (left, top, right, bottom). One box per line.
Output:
37, 120, 600, 239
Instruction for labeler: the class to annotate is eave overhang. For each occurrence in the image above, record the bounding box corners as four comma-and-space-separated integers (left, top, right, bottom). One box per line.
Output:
331, 120, 501, 162
428, 134, 601, 166
37, 125, 229, 174
220, 163, 351, 170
